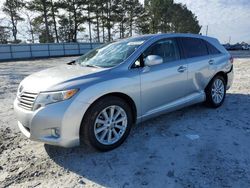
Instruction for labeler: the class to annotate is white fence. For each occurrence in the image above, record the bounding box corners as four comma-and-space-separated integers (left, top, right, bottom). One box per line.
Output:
0, 42, 101, 62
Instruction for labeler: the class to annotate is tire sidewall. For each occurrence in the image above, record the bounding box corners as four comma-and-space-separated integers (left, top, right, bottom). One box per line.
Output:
206, 75, 226, 108
82, 96, 133, 151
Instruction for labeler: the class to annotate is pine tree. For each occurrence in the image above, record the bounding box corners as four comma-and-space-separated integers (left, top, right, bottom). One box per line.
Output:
170, 3, 201, 33
0, 0, 202, 44
136, 10, 150, 34
27, 0, 53, 43
22, 11, 36, 43
140, 0, 201, 34
0, 24, 11, 44
104, 0, 114, 42
2, 0, 24, 43
126, 0, 144, 36
58, 15, 73, 42
85, 0, 93, 44
57, 0, 85, 42
91, 0, 103, 42
50, 0, 59, 43
113, 0, 128, 38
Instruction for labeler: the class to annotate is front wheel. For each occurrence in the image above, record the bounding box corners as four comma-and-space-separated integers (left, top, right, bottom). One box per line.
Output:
205, 75, 226, 108
80, 96, 133, 151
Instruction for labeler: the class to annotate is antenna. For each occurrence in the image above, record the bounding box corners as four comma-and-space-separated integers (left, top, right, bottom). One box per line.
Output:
206, 25, 208, 36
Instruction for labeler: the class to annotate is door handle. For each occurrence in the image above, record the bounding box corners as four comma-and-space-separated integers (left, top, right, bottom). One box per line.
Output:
208, 59, 215, 65
177, 66, 187, 73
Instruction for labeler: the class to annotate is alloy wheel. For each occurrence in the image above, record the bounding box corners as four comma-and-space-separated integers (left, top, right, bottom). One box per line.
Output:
94, 105, 128, 145
211, 78, 225, 104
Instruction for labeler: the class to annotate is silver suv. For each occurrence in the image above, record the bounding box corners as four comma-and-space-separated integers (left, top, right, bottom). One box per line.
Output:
14, 33, 234, 151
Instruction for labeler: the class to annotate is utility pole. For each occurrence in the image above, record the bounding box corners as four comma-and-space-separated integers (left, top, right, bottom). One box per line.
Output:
205, 25, 208, 36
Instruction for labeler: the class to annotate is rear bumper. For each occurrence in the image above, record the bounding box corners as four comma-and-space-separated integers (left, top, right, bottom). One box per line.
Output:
226, 65, 234, 90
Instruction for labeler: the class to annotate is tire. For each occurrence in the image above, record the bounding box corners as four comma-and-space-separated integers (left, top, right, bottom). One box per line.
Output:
205, 75, 226, 108
80, 96, 133, 151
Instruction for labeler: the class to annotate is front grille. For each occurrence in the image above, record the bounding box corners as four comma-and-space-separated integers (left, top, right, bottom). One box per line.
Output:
17, 92, 38, 110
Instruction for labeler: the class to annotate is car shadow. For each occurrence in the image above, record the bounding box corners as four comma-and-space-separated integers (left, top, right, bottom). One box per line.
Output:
45, 93, 250, 187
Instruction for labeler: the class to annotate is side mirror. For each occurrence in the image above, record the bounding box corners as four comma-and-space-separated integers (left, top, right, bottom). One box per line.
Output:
144, 55, 163, 66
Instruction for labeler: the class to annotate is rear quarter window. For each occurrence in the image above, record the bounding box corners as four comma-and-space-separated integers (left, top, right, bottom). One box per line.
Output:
205, 41, 221, 55
181, 37, 208, 58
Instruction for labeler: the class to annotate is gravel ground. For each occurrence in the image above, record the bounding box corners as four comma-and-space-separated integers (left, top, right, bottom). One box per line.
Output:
0, 55, 250, 188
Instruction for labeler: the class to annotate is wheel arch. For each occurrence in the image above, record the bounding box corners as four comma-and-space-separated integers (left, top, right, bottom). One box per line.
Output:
99, 92, 138, 124
205, 71, 228, 91
79, 92, 137, 137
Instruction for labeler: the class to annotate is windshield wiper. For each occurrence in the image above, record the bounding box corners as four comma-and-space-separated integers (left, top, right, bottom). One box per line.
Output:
67, 60, 76, 65
85, 64, 101, 68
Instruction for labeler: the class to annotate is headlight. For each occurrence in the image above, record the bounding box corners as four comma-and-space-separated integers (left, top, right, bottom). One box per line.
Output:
33, 89, 78, 110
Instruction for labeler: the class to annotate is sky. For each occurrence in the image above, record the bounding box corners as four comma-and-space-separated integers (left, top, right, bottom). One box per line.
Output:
173, 0, 250, 43
0, 0, 250, 44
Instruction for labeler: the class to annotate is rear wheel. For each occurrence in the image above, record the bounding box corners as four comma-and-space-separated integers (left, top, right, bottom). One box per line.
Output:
205, 75, 226, 108
80, 96, 133, 151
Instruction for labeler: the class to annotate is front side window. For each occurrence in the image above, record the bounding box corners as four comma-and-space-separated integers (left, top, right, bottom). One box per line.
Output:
143, 38, 180, 63
76, 38, 146, 68
181, 37, 208, 58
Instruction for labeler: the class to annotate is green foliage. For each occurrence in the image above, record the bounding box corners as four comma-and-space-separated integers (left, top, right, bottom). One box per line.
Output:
112, 0, 144, 38
140, 0, 201, 34
38, 30, 54, 43
0, 25, 11, 44
2, 0, 25, 43
56, 0, 86, 42
26, 0, 54, 43
170, 3, 201, 33
58, 14, 78, 42
0, 0, 201, 44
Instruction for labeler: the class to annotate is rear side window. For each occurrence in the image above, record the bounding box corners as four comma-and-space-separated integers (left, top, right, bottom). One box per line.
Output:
143, 38, 180, 63
205, 41, 221, 55
181, 37, 208, 58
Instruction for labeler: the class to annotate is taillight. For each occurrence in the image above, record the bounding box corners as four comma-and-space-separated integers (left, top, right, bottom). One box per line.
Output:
229, 56, 234, 64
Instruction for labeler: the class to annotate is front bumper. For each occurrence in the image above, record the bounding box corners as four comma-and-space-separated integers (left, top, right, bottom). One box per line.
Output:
14, 97, 89, 147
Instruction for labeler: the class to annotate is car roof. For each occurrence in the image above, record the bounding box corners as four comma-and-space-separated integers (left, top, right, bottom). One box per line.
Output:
128, 33, 217, 42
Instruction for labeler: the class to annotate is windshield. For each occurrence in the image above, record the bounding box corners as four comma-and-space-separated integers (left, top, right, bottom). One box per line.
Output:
75, 39, 145, 68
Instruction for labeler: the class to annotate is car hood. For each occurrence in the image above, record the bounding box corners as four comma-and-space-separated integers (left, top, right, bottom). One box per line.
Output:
20, 64, 108, 93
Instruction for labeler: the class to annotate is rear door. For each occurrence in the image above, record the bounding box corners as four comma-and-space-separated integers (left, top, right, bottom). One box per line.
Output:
179, 37, 213, 95
140, 38, 189, 116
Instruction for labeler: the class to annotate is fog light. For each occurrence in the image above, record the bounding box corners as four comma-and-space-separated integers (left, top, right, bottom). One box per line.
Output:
51, 128, 60, 138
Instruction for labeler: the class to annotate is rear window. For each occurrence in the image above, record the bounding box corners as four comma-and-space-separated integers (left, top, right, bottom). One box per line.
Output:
205, 41, 221, 55
181, 37, 208, 58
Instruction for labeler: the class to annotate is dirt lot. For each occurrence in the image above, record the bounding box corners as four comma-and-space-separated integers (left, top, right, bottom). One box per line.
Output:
0, 55, 250, 188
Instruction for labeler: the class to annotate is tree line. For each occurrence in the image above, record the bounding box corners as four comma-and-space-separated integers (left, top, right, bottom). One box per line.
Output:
0, 0, 201, 44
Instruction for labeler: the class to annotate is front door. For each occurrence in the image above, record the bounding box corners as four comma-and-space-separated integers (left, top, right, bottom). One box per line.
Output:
140, 38, 188, 116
